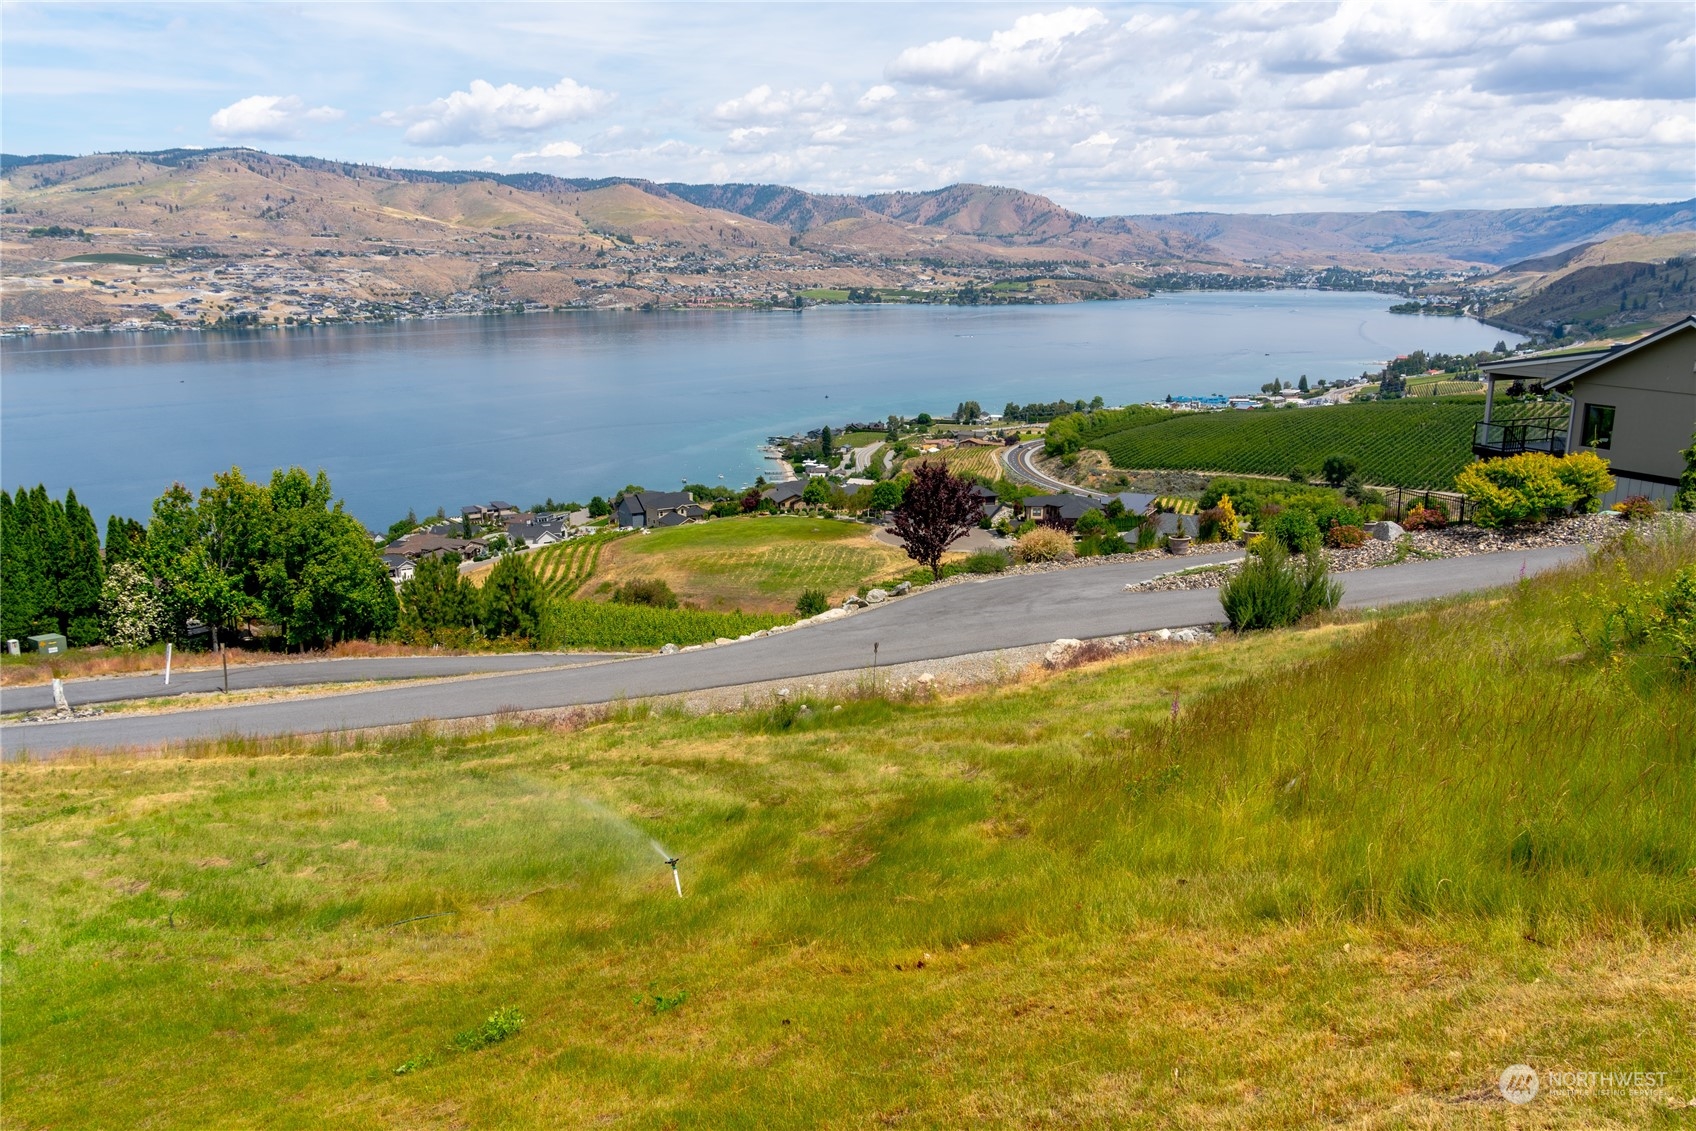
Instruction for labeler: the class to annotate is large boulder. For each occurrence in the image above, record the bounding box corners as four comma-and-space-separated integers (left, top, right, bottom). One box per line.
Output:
866, 588, 889, 604
1370, 521, 1406, 541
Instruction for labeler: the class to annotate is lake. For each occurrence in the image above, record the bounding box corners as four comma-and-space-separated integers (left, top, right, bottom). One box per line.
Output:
1, 291, 1514, 528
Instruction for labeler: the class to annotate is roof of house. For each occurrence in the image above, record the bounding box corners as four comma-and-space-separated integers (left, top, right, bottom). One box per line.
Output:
968, 483, 1000, 499
1115, 492, 1159, 514
386, 532, 485, 558
460, 505, 486, 516
763, 480, 807, 502
1151, 512, 1201, 538
653, 510, 693, 527
1539, 315, 1696, 391
1025, 494, 1101, 519
487, 500, 515, 511
381, 553, 412, 567
620, 490, 695, 515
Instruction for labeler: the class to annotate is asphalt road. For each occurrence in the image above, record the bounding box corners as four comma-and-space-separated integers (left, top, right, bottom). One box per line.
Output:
0, 653, 623, 714
1005, 440, 1109, 499
0, 544, 1585, 758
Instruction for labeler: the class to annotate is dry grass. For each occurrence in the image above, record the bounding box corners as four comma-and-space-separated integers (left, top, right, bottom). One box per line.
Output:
902, 444, 1006, 480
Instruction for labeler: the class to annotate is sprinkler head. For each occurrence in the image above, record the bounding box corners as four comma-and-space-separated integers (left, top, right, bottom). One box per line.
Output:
664, 857, 680, 868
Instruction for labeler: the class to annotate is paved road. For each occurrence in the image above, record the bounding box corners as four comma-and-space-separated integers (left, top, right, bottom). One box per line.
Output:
1005, 440, 1109, 499
1, 546, 1584, 757
0, 653, 623, 714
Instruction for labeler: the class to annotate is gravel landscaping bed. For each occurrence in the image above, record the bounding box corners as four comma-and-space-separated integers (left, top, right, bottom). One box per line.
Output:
1123, 512, 1691, 593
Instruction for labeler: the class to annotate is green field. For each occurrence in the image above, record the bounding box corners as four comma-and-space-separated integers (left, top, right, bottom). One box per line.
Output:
594, 515, 913, 613
541, 600, 789, 650
1089, 399, 1565, 489
59, 252, 167, 265
4, 531, 1691, 1127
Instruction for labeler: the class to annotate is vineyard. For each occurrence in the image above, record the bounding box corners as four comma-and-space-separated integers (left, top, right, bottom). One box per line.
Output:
902, 444, 1005, 480
525, 533, 621, 600
541, 601, 790, 650
594, 515, 912, 613
1089, 399, 1566, 490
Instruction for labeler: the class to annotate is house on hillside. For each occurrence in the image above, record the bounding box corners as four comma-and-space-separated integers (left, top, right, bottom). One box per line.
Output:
506, 516, 564, 547
1022, 494, 1102, 531
1476, 316, 1696, 506
382, 553, 415, 584
615, 490, 701, 529
967, 483, 1001, 519
762, 481, 808, 510
386, 532, 487, 562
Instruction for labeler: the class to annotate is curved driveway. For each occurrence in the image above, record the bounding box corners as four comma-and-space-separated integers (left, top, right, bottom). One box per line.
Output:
1, 544, 1585, 757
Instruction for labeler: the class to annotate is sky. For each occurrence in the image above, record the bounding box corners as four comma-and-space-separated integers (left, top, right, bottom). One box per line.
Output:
3, 1, 1693, 215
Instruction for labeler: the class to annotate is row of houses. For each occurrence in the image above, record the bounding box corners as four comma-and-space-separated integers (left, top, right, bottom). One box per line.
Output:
382, 505, 596, 581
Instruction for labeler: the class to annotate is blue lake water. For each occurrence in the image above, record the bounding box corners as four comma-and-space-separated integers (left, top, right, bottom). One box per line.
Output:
1, 291, 1514, 528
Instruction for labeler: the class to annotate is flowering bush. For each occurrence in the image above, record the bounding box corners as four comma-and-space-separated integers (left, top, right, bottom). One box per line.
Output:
1402, 504, 1449, 531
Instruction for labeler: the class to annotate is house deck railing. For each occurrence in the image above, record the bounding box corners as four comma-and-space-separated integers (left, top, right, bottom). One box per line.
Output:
1472, 417, 1568, 459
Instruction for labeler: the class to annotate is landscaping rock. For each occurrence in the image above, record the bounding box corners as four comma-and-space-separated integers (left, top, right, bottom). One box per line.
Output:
866, 588, 889, 604
1370, 521, 1406, 541
1044, 638, 1083, 666
893, 581, 912, 596
660, 643, 679, 654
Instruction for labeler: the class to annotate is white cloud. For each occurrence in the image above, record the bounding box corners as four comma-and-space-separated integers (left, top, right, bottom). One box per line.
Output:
381, 77, 613, 145
712, 83, 835, 123
209, 94, 343, 140
887, 7, 1111, 100
512, 140, 584, 161
858, 84, 898, 108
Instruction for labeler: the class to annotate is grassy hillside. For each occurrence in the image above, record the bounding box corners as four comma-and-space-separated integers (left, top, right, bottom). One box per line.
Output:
1090, 399, 1563, 489
592, 515, 913, 613
4, 531, 1690, 1127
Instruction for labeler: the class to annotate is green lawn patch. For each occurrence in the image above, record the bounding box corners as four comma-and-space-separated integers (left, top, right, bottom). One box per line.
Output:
59, 252, 167, 265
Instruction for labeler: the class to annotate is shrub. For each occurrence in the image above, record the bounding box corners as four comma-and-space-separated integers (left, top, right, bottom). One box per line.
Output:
1219, 541, 1343, 630
451, 1007, 525, 1052
612, 578, 678, 608
1197, 493, 1242, 542
1013, 527, 1075, 563
540, 601, 786, 650
1324, 524, 1368, 548
962, 550, 1011, 574
1402, 504, 1448, 531
1321, 454, 1360, 487
1073, 509, 1110, 538
1559, 451, 1615, 513
1455, 452, 1614, 528
1269, 508, 1322, 553
1612, 495, 1657, 522
795, 588, 829, 616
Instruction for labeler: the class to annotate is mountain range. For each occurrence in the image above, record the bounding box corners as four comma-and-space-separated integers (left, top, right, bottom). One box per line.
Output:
2, 147, 1691, 331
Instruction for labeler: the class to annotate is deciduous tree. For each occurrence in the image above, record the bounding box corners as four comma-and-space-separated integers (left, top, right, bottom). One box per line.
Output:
891, 463, 980, 581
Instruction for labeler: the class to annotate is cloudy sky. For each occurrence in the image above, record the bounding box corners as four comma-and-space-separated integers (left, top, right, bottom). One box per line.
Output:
4, 2, 1692, 215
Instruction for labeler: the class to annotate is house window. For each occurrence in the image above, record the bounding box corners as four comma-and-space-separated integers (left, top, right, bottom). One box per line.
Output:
1581, 403, 1615, 450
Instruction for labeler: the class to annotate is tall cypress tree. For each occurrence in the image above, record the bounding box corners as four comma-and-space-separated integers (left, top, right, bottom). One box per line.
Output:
32, 486, 71, 635
1, 490, 44, 640
105, 514, 148, 567
61, 489, 105, 645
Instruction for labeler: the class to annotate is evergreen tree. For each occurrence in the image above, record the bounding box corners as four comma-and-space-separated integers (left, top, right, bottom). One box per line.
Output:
60, 489, 105, 645
105, 514, 148, 567
398, 553, 477, 640
1, 490, 46, 640
820, 425, 833, 460
479, 552, 542, 639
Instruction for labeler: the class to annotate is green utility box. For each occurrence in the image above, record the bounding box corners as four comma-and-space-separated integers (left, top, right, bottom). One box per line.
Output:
27, 633, 68, 655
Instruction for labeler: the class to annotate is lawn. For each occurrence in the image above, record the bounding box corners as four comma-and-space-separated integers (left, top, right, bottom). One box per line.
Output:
591, 515, 914, 613
1087, 398, 1566, 489
4, 531, 1691, 1127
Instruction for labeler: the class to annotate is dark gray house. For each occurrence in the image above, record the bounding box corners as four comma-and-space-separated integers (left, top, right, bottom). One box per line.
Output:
615, 490, 699, 529
1022, 494, 1102, 530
